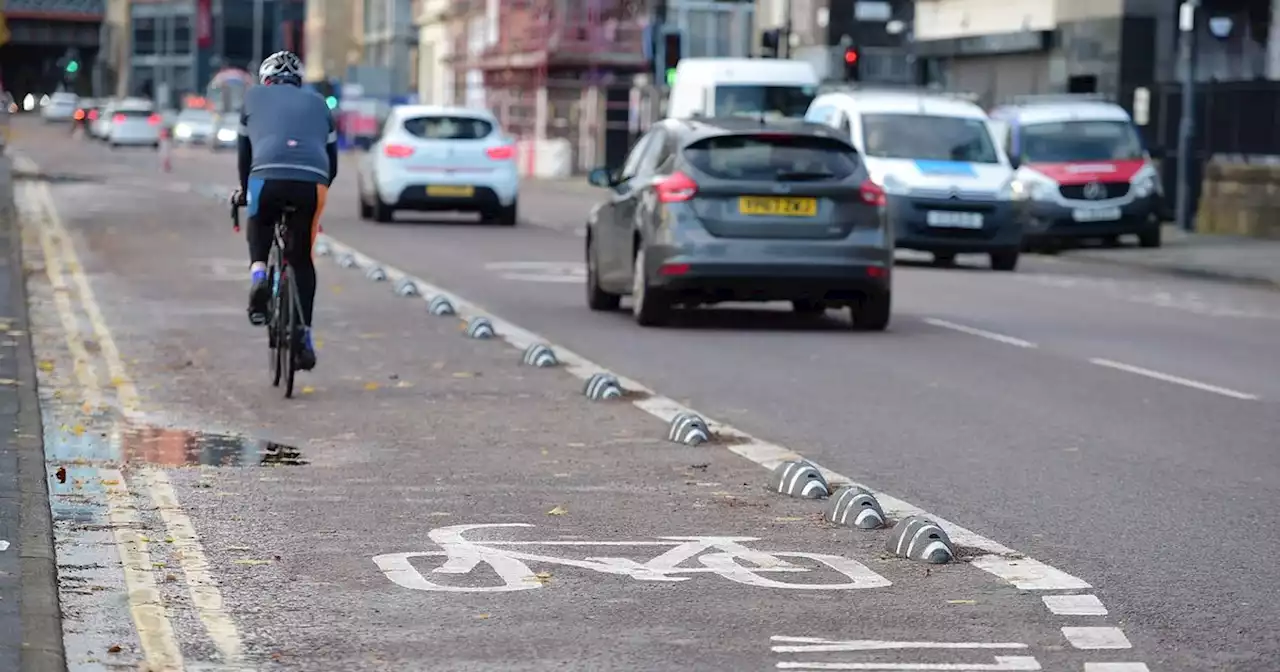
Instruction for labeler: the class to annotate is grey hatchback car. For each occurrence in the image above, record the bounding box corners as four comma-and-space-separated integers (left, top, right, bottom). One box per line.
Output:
584, 117, 892, 330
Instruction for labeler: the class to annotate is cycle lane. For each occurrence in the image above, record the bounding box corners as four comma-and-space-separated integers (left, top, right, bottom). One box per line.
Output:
8, 158, 1092, 670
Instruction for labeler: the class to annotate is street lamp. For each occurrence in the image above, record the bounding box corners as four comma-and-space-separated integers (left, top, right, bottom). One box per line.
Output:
1175, 0, 1200, 233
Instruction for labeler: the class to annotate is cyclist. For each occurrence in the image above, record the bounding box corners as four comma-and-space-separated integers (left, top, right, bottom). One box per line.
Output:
230, 50, 338, 371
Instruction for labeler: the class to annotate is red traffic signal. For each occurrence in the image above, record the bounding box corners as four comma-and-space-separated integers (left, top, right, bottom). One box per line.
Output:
844, 48, 859, 64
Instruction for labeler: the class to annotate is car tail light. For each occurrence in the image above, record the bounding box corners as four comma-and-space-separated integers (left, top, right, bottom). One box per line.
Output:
655, 171, 698, 203
658, 263, 690, 276
486, 144, 515, 160
383, 144, 413, 158
148, 114, 161, 125
88, 109, 99, 120
859, 180, 886, 207
112, 113, 126, 123
74, 109, 85, 120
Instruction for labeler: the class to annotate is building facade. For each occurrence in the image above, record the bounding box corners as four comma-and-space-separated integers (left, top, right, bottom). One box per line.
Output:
302, 0, 360, 82
751, 0, 913, 82
124, 0, 304, 103
415, 0, 452, 105
362, 0, 417, 96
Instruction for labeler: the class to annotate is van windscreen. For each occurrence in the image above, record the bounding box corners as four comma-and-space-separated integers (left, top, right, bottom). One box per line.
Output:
1018, 120, 1144, 162
861, 114, 1000, 164
713, 85, 815, 120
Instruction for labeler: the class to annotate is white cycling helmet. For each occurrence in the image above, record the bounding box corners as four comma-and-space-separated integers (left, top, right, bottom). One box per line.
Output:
258, 51, 304, 84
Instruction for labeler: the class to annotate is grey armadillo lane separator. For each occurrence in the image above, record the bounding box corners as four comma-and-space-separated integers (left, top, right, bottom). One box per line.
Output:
824, 486, 887, 530
394, 277, 419, 296
583, 372, 623, 400
521, 343, 558, 367
768, 460, 830, 499
667, 412, 710, 446
464, 317, 495, 339
885, 515, 954, 564
427, 295, 456, 315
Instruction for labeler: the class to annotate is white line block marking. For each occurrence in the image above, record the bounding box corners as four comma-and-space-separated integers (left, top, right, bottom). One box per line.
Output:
770, 637, 1028, 653
314, 235, 1093, 595
923, 318, 1037, 349
1083, 664, 1151, 672
776, 657, 1041, 670
1089, 358, 1258, 400
1062, 627, 1132, 650
969, 556, 1091, 591
1042, 594, 1107, 616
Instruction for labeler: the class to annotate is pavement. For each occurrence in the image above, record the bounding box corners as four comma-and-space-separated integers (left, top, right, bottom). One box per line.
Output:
3, 117, 1280, 671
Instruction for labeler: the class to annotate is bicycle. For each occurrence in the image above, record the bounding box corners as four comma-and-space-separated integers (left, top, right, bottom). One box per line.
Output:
231, 199, 303, 398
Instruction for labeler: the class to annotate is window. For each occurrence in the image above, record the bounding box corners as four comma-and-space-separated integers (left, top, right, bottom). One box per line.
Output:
860, 114, 1000, 163
713, 84, 815, 120
1018, 120, 1144, 162
683, 134, 861, 181
402, 116, 494, 139
133, 17, 157, 55
619, 133, 656, 180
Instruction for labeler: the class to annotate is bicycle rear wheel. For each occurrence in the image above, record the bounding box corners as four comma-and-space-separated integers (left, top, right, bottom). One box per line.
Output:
281, 268, 299, 398
268, 247, 284, 387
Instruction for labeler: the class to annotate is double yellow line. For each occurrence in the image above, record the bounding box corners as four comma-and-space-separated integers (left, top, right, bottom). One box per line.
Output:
14, 156, 247, 671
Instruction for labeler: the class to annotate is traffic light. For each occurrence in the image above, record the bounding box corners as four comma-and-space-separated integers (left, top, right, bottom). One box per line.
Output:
65, 60, 79, 74
663, 32, 683, 86
842, 47, 860, 81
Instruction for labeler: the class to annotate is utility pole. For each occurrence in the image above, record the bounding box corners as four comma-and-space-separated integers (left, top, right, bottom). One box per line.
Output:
1175, 0, 1199, 233
781, 0, 793, 58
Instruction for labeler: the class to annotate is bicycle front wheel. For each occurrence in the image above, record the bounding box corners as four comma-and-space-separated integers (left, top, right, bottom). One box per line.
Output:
268, 251, 284, 387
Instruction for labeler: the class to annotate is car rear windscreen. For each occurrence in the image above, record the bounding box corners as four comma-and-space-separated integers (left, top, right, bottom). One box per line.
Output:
403, 116, 494, 140
117, 109, 152, 118
683, 134, 860, 181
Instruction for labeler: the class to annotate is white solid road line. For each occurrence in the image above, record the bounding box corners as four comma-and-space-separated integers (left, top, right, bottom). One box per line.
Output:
770, 637, 1028, 653
775, 658, 1041, 671
1088, 358, 1259, 400
1061, 627, 1133, 650
1041, 594, 1108, 616
1082, 664, 1151, 671
316, 234, 1094, 598
923, 318, 1038, 349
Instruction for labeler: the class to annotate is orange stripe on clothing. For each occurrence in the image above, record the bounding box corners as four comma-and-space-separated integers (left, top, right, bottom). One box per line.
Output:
309, 184, 328, 254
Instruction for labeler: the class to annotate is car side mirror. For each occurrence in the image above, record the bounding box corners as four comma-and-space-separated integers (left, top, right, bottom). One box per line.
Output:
1007, 155, 1020, 170
588, 167, 613, 188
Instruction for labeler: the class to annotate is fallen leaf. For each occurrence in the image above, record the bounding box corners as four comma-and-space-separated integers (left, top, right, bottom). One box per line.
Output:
107, 645, 122, 654
475, 613, 491, 620
226, 546, 252, 551
428, 512, 451, 517
164, 574, 177, 583
546, 505, 568, 516
530, 572, 553, 584
363, 382, 379, 391
773, 517, 805, 522
947, 599, 977, 605
100, 479, 119, 486
0, 379, 17, 386
451, 372, 474, 378
151, 562, 166, 568
395, 380, 413, 388
55, 466, 67, 483
38, 360, 54, 372
164, 536, 176, 543
232, 559, 272, 566
300, 386, 315, 395
72, 424, 85, 436
109, 376, 125, 387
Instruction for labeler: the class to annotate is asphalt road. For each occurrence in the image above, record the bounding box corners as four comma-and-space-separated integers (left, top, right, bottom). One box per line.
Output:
8, 117, 1280, 671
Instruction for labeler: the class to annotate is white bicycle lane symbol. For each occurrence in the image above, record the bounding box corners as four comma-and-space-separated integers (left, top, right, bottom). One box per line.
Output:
372, 524, 892, 592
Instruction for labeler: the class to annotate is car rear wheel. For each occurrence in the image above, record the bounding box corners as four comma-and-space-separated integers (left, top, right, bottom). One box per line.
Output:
495, 203, 518, 227
791, 300, 826, 316
1137, 227, 1162, 248
631, 248, 670, 327
849, 291, 891, 331
371, 190, 394, 223
990, 250, 1019, 272
358, 192, 373, 220
586, 236, 621, 311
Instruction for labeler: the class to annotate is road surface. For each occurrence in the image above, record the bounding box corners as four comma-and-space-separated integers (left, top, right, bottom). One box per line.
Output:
6, 117, 1280, 671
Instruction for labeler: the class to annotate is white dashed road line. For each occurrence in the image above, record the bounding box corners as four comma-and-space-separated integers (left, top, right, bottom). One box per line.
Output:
1083, 663, 1152, 671
1088, 358, 1260, 400
1041, 594, 1108, 616
923, 318, 1038, 349
1061, 627, 1133, 650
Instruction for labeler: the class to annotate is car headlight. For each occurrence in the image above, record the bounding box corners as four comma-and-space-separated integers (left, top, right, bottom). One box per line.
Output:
216, 128, 236, 142
174, 124, 192, 138
1010, 178, 1054, 201
1131, 173, 1157, 198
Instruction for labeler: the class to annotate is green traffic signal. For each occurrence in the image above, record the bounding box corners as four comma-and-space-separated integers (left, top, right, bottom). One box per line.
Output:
665, 68, 676, 86
65, 60, 79, 74
325, 96, 337, 109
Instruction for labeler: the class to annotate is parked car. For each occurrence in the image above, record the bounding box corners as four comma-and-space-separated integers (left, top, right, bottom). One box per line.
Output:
41, 92, 78, 122
105, 104, 162, 148
806, 88, 1022, 271
356, 105, 519, 225
172, 108, 217, 144
988, 95, 1165, 250
583, 117, 892, 329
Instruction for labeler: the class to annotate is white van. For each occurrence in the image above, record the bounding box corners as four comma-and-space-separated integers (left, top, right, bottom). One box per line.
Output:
666, 58, 819, 120
805, 88, 1023, 271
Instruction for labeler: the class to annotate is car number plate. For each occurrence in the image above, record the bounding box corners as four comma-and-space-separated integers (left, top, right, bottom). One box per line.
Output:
926, 210, 984, 229
427, 185, 475, 197
1071, 207, 1122, 222
738, 196, 818, 217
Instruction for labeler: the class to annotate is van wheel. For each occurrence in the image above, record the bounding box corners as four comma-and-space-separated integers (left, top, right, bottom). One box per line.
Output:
1138, 227, 1162, 248
990, 250, 1019, 272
